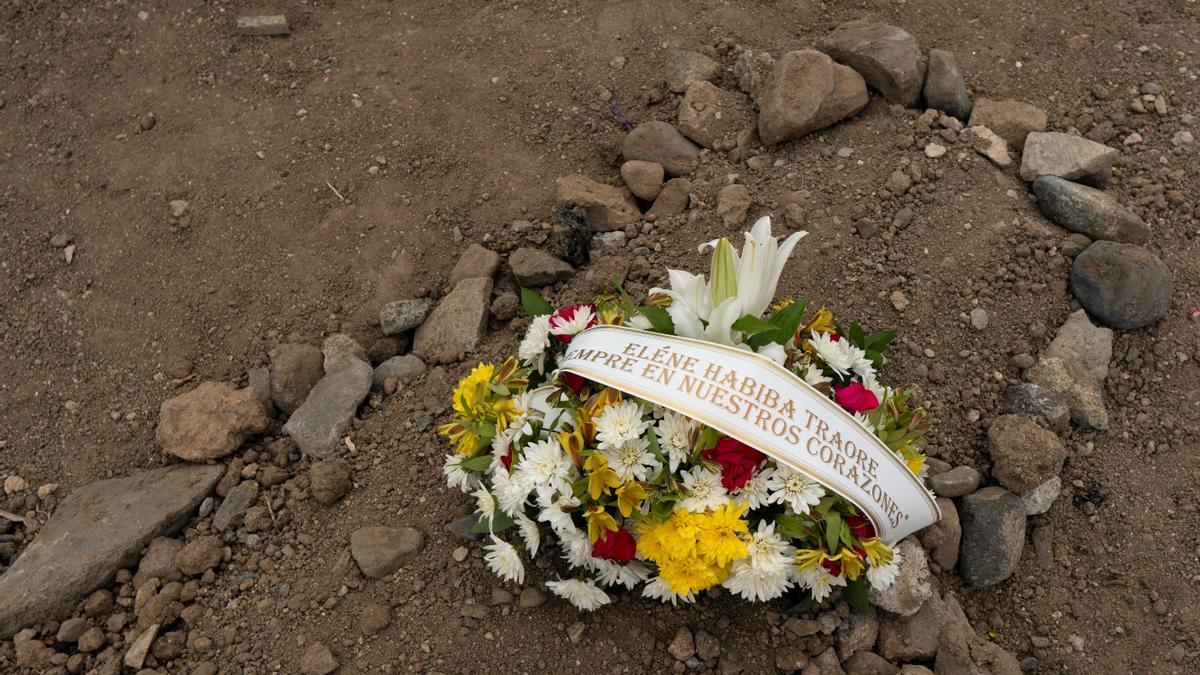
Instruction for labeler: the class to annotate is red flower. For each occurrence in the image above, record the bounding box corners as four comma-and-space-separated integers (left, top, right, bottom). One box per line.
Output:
821, 556, 842, 577
562, 371, 588, 394
499, 451, 513, 472
702, 437, 766, 491
548, 304, 598, 344
834, 381, 879, 413
592, 526, 637, 561
845, 514, 875, 539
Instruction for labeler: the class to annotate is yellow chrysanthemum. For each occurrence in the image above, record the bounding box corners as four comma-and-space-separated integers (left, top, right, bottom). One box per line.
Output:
657, 556, 726, 597
584, 505, 618, 543
616, 481, 648, 518
696, 502, 750, 567
437, 421, 484, 458
451, 363, 495, 417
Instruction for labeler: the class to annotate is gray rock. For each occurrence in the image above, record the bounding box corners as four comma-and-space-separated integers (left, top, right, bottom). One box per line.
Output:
668, 627, 695, 661
733, 49, 776, 105
350, 526, 425, 578
836, 612, 879, 659
56, 617, 92, 643
987, 414, 1067, 494
156, 382, 270, 462
665, 49, 721, 93
447, 513, 483, 541
299, 642, 339, 675
923, 49, 971, 119
174, 535, 223, 576
1021, 475, 1062, 516
1026, 310, 1113, 429
0, 465, 221, 639
1032, 176, 1149, 244
958, 487, 1025, 587
878, 592, 945, 661
717, 184, 752, 227
212, 481, 258, 532
928, 465, 980, 498
283, 359, 372, 458
1005, 382, 1071, 433
813, 647, 847, 675
917, 497, 961, 570
236, 14, 289, 36
968, 99, 1047, 150
647, 178, 691, 218
1020, 131, 1120, 185
269, 343, 324, 415
322, 333, 368, 372
448, 243, 501, 288
134, 537, 183, 586
379, 298, 432, 336
962, 125, 1012, 167
1071, 241, 1173, 330
619, 160, 664, 201
757, 49, 868, 145
509, 247, 574, 287
518, 586, 547, 608
247, 366, 274, 416
936, 593, 1023, 675
555, 175, 640, 232
816, 20, 925, 106
309, 458, 352, 505
50, 232, 73, 248
412, 277, 494, 364
843, 650, 899, 675
372, 355, 427, 390
868, 538, 932, 616
969, 307, 989, 331
677, 80, 752, 150
622, 121, 700, 176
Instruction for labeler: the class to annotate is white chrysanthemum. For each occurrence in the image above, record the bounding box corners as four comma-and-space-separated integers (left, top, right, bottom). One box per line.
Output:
490, 467, 532, 517
506, 390, 537, 436
602, 436, 659, 482
516, 514, 542, 557
656, 411, 697, 473
798, 565, 845, 602
627, 314, 653, 331
724, 521, 795, 602
442, 454, 478, 493
548, 305, 597, 339
757, 341, 788, 366
518, 315, 553, 373
732, 466, 774, 509
848, 344, 875, 380
807, 332, 854, 376
766, 466, 825, 515
589, 559, 652, 589
866, 547, 903, 591
537, 491, 580, 536
860, 372, 887, 404
678, 467, 728, 512
514, 437, 572, 494
558, 527, 594, 569
473, 486, 498, 531
802, 364, 832, 388
546, 578, 610, 611
852, 412, 878, 433
484, 536, 525, 584
642, 576, 696, 605
595, 400, 651, 450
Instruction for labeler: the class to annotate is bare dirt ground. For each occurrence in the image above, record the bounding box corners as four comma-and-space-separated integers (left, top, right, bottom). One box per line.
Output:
2, 1, 1199, 673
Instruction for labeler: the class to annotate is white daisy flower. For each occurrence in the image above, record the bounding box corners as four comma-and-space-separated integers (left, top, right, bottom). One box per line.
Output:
442, 454, 478, 493
766, 466, 825, 515
846, 343, 874, 379
558, 527, 594, 569
642, 576, 696, 605
807, 332, 854, 376
595, 400, 651, 450
866, 547, 903, 591
723, 521, 795, 602
484, 536, 525, 584
798, 564, 845, 602
732, 466, 775, 510
516, 514, 542, 557
505, 390, 537, 436
801, 364, 832, 388
589, 559, 652, 589
490, 467, 532, 517
514, 437, 572, 494
656, 411, 697, 473
536, 491, 580, 536
473, 486, 498, 532
546, 578, 610, 611
518, 315, 553, 373
602, 436, 659, 482
548, 305, 597, 340
678, 467, 728, 512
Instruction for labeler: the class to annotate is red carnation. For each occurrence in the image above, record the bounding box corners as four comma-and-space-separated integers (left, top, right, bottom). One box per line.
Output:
844, 514, 876, 540
702, 437, 766, 491
592, 526, 637, 561
562, 371, 588, 394
821, 556, 842, 577
834, 381, 879, 414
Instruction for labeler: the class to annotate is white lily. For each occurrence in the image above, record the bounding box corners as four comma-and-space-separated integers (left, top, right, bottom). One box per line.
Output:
700, 216, 808, 318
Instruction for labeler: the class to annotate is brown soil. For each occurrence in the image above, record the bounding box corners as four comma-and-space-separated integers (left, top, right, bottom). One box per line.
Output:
2, 1, 1199, 673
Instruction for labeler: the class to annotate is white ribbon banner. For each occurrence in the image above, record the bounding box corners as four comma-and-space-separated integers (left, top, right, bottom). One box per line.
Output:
557, 325, 939, 544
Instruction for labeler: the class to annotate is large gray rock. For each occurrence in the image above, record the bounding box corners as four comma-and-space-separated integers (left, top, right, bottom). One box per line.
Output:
936, 593, 1023, 675
647, 178, 691, 218
509, 247, 574, 287
922, 49, 971, 120
622, 121, 700, 176
322, 333, 368, 372
917, 497, 961, 570
665, 49, 721, 93
1026, 310, 1113, 429
1033, 176, 1149, 244
816, 20, 925, 106
1020, 131, 1120, 185
379, 298, 432, 336
733, 49, 776, 105
619, 160, 664, 201
0, 465, 222, 639
1071, 241, 1173, 330
968, 99, 1047, 151
412, 277, 494, 364
448, 244, 501, 288
958, 487, 1025, 587
1005, 382, 1071, 433
283, 358, 372, 458
156, 382, 270, 462
212, 480, 259, 532
757, 50, 869, 145
372, 355, 427, 390
877, 592, 946, 662
868, 538, 932, 616
350, 526, 425, 578
554, 175, 641, 232
677, 80, 752, 150
987, 414, 1068, 494
269, 343, 324, 415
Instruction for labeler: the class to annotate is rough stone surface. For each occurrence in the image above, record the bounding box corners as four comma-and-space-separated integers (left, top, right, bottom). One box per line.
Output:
283, 358, 372, 457
309, 458, 352, 505
0, 464, 221, 639
379, 298, 432, 336
554, 175, 640, 232
1022, 475, 1062, 516
647, 178, 691, 218
1071, 241, 1173, 330
1005, 382, 1071, 433
869, 538, 932, 616
677, 80, 752, 150
156, 382, 270, 462
962, 125, 1012, 167
844, 651, 899, 675
322, 333, 368, 372
733, 49, 776, 105
412, 277, 494, 365
1033, 176, 1149, 244
56, 617, 91, 642
878, 592, 946, 662
619, 160, 664, 201
665, 49, 721, 93
923, 49, 971, 119
987, 414, 1068, 494
621, 121, 700, 176
124, 624, 158, 669
958, 487, 1026, 587
928, 465, 981, 498
372, 355, 427, 390
134, 537, 183, 585
837, 612, 879, 659
236, 15, 289, 36
269, 343, 324, 415
212, 480, 259, 532
509, 247, 574, 287
1026, 309, 1113, 429
350, 526, 425, 578
358, 603, 392, 636
1020, 131, 1120, 184
936, 593, 1023, 675
757, 50, 869, 145
448, 244, 502, 287
816, 20, 925, 106
300, 642, 339, 675
917, 497, 961, 570
717, 184, 752, 226
668, 627, 695, 661
174, 535, 223, 576
968, 99, 1047, 150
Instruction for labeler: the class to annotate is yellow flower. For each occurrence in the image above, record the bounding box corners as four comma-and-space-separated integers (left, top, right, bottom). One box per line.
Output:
771, 297, 795, 313
793, 548, 826, 573
802, 307, 836, 337
556, 425, 585, 462
696, 502, 750, 567
450, 363, 495, 418
493, 397, 523, 434
860, 538, 893, 568
657, 556, 725, 597
616, 481, 648, 518
584, 505, 618, 543
834, 549, 864, 581
905, 455, 925, 478
437, 421, 484, 458
584, 453, 621, 500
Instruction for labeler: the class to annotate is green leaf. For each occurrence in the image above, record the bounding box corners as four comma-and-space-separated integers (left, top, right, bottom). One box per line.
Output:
639, 306, 676, 334
848, 322, 865, 348
784, 595, 814, 615
520, 287, 553, 317
775, 513, 814, 540
824, 510, 842, 554
646, 427, 666, 464
769, 299, 808, 337
470, 509, 515, 534
839, 521, 854, 548
843, 578, 872, 615
694, 427, 719, 454
460, 454, 494, 472
731, 314, 776, 336
864, 329, 895, 352
652, 500, 675, 520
